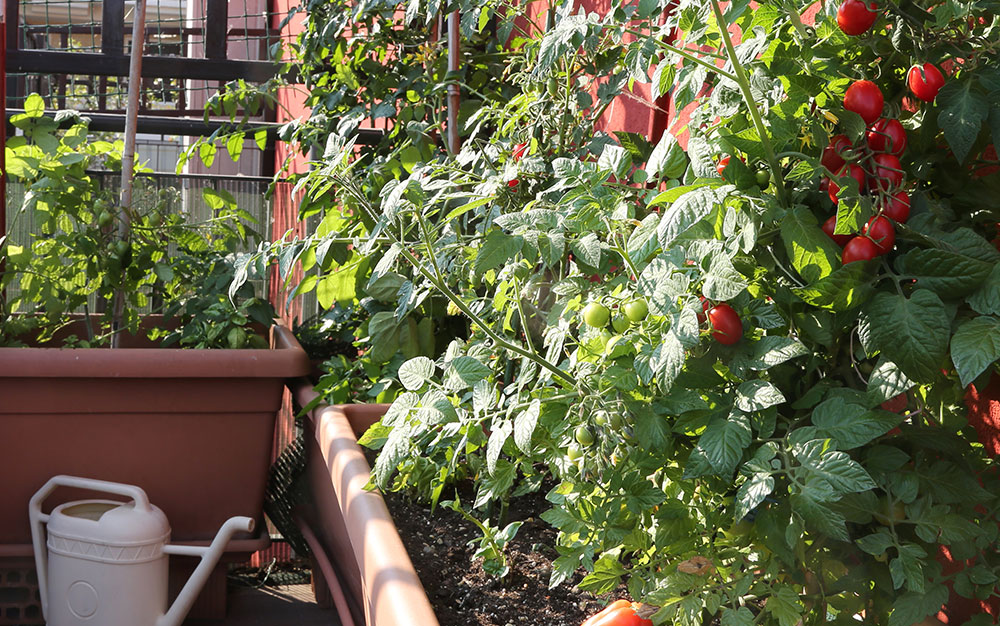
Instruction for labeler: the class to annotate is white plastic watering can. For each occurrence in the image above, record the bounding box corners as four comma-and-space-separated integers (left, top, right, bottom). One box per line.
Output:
29, 475, 254, 626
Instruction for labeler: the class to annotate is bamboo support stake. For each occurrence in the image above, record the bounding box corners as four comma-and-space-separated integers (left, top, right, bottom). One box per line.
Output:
111, 0, 147, 347
447, 10, 460, 154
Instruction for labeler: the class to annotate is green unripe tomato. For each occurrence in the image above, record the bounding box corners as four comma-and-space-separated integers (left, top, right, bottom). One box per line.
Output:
575, 426, 595, 447
97, 210, 113, 228
609, 412, 623, 429
755, 168, 770, 189
567, 444, 583, 461
611, 315, 630, 333
546, 77, 559, 97
594, 411, 609, 427
623, 298, 648, 322
582, 302, 610, 328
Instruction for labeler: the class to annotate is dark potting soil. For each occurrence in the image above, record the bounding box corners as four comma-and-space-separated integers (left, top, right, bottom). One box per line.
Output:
379, 485, 614, 626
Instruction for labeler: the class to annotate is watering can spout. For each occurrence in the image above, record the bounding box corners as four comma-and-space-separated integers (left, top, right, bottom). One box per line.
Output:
156, 516, 255, 626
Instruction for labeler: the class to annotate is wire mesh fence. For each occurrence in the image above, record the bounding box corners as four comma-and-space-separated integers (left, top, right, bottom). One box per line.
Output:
3, 169, 274, 313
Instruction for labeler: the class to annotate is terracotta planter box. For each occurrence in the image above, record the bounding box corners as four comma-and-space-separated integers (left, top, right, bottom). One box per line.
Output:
291, 380, 440, 626
0, 319, 310, 622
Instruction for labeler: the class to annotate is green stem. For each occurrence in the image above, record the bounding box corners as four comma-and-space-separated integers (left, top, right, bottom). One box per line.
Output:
512, 277, 537, 354
707, 0, 790, 208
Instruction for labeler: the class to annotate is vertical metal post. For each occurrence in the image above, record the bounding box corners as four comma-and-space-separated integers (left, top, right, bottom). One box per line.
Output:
1, 5, 7, 272
111, 0, 148, 346
446, 10, 460, 154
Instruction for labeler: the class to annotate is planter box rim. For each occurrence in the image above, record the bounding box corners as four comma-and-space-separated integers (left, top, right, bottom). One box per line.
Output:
0, 321, 310, 379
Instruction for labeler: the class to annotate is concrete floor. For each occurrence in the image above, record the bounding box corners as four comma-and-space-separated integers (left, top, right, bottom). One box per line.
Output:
186, 584, 339, 626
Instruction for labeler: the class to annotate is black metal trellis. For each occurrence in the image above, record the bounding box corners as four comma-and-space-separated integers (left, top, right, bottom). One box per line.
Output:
4, 0, 282, 118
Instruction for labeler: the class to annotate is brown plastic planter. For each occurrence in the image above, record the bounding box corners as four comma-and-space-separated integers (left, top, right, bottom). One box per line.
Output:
292, 380, 440, 626
0, 318, 310, 621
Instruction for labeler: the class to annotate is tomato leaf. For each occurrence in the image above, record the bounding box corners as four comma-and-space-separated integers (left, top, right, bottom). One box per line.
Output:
577, 555, 626, 594
937, 80, 989, 164
696, 411, 752, 477
444, 355, 492, 390
790, 491, 849, 541
867, 358, 915, 405
812, 399, 903, 449
703, 253, 748, 300
656, 186, 721, 247
735, 379, 786, 412
735, 472, 774, 521
895, 248, 992, 297
474, 231, 523, 278
792, 258, 873, 310
780, 207, 841, 282
969, 264, 1000, 315
398, 356, 435, 391
764, 585, 805, 626
888, 586, 950, 626
950, 316, 1000, 387
486, 420, 511, 475
865, 290, 951, 382
513, 399, 540, 454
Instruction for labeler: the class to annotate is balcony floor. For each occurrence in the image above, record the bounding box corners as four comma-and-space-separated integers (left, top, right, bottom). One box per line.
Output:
185, 584, 338, 626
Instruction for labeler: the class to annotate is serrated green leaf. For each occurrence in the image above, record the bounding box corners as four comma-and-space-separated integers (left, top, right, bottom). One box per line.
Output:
444, 355, 492, 390
865, 290, 951, 383
937, 81, 988, 163
743, 336, 809, 371
951, 316, 1000, 387
486, 420, 511, 474
856, 530, 894, 555
398, 356, 435, 391
577, 555, 626, 594
735, 472, 774, 521
792, 262, 873, 310
812, 398, 904, 449
896, 248, 992, 297
475, 230, 523, 278
702, 253, 747, 300
867, 358, 915, 405
697, 411, 752, 477
796, 440, 877, 493
765, 586, 803, 626
513, 398, 540, 454
657, 187, 720, 247
969, 264, 1000, 315
735, 380, 785, 412
646, 129, 687, 179
791, 491, 849, 540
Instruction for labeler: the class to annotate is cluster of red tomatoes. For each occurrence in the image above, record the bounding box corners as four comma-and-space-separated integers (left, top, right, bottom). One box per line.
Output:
825, 1, 950, 264
581, 600, 652, 626
817, 71, 937, 264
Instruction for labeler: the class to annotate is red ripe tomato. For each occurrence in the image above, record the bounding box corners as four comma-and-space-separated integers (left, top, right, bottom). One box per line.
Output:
871, 153, 903, 191
842, 236, 880, 263
837, 0, 879, 35
512, 142, 528, 161
844, 80, 884, 125
587, 605, 652, 626
707, 303, 743, 345
822, 215, 853, 247
881, 190, 911, 223
907, 63, 945, 102
821, 134, 853, 173
582, 600, 631, 626
717, 155, 731, 177
508, 179, 520, 188
696, 296, 712, 323
828, 164, 866, 204
866, 118, 907, 155
863, 216, 896, 254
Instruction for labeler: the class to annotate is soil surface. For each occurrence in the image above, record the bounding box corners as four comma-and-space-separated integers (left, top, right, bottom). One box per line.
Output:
379, 485, 613, 626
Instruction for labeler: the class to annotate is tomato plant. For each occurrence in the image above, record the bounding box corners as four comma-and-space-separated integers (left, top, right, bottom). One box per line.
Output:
239, 0, 1000, 622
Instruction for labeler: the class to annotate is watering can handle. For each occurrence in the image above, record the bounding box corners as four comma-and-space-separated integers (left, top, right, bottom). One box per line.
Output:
28, 475, 153, 621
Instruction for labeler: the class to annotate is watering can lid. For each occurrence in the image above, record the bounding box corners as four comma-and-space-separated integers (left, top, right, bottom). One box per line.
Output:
48, 500, 171, 545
